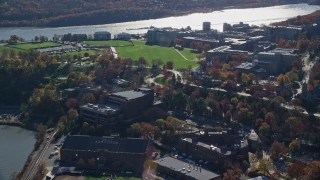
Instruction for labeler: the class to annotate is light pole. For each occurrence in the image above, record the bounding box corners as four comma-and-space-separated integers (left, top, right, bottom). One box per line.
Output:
97, 157, 100, 174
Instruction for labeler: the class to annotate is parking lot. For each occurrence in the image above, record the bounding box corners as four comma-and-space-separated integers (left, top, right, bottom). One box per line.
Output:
43, 136, 65, 171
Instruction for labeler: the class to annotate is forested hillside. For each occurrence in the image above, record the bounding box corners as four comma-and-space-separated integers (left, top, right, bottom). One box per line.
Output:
0, 0, 316, 27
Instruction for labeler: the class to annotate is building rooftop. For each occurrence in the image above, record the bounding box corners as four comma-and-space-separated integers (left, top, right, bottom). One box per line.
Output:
236, 62, 256, 70
182, 138, 232, 155
207, 46, 230, 53
94, 31, 111, 34
80, 103, 120, 115
155, 157, 220, 180
183, 37, 219, 43
268, 48, 298, 55
61, 135, 149, 154
109, 88, 152, 101
207, 46, 248, 54
117, 32, 131, 35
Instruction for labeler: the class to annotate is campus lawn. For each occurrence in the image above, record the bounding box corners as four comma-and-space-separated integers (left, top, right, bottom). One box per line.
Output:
115, 40, 198, 69
9, 41, 60, 50
0, 46, 21, 55
85, 40, 133, 47
85, 176, 141, 180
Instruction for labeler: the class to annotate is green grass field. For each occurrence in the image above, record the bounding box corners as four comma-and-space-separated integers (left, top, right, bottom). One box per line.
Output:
115, 40, 198, 69
85, 176, 141, 180
85, 40, 133, 47
9, 41, 60, 50
0, 46, 20, 55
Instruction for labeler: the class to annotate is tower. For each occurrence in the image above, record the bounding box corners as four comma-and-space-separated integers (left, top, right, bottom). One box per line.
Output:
203, 22, 211, 32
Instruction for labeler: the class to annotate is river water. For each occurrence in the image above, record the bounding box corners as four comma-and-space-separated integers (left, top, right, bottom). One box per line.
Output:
0, 125, 36, 180
0, 3, 319, 41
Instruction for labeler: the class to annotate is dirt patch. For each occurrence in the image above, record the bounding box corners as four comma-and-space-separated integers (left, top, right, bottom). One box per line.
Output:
54, 175, 84, 180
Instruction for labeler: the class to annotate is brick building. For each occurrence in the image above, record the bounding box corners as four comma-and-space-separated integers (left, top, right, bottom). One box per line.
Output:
60, 135, 151, 173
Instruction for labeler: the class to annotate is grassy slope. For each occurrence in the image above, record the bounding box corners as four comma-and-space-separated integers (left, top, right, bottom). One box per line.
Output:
9, 42, 60, 50
116, 40, 198, 69
0, 42, 98, 57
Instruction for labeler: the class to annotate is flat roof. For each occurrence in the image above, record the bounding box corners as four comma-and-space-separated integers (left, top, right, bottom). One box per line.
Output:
80, 103, 120, 114
155, 157, 220, 180
94, 31, 111, 34
109, 88, 152, 101
182, 138, 231, 155
183, 37, 219, 43
207, 46, 230, 53
61, 135, 149, 154
236, 62, 256, 69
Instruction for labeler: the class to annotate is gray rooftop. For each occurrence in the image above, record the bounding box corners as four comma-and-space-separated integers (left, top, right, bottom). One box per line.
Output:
182, 138, 232, 156
61, 135, 149, 154
236, 62, 256, 70
80, 103, 120, 115
155, 157, 220, 180
111, 90, 146, 101
109, 88, 152, 101
94, 31, 111, 34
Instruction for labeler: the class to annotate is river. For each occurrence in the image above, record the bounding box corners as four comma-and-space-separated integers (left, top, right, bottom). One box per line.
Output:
0, 125, 36, 180
0, 3, 319, 41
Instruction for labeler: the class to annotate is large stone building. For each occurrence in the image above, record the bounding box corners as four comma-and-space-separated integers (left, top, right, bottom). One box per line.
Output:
203, 22, 211, 32
80, 88, 154, 125
146, 28, 178, 46
174, 128, 250, 170
182, 37, 220, 49
60, 135, 151, 173
256, 48, 299, 74
114, 32, 131, 40
266, 26, 302, 41
94, 31, 111, 40
205, 46, 249, 63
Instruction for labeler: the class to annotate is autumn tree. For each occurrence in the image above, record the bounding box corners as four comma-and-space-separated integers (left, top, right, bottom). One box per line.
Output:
175, 38, 183, 46
140, 123, 155, 138
269, 140, 288, 160
258, 122, 271, 142
67, 108, 79, 122
155, 119, 165, 130
303, 161, 320, 180
223, 166, 242, 180
277, 74, 290, 84
166, 61, 174, 70
80, 92, 96, 105
287, 162, 306, 179
66, 98, 78, 109
258, 158, 269, 176
289, 139, 301, 153
265, 112, 278, 132
285, 116, 304, 137
128, 122, 141, 137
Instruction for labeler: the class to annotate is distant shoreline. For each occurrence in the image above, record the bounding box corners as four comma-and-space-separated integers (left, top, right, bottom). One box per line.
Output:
0, 121, 35, 131
0, 2, 316, 28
